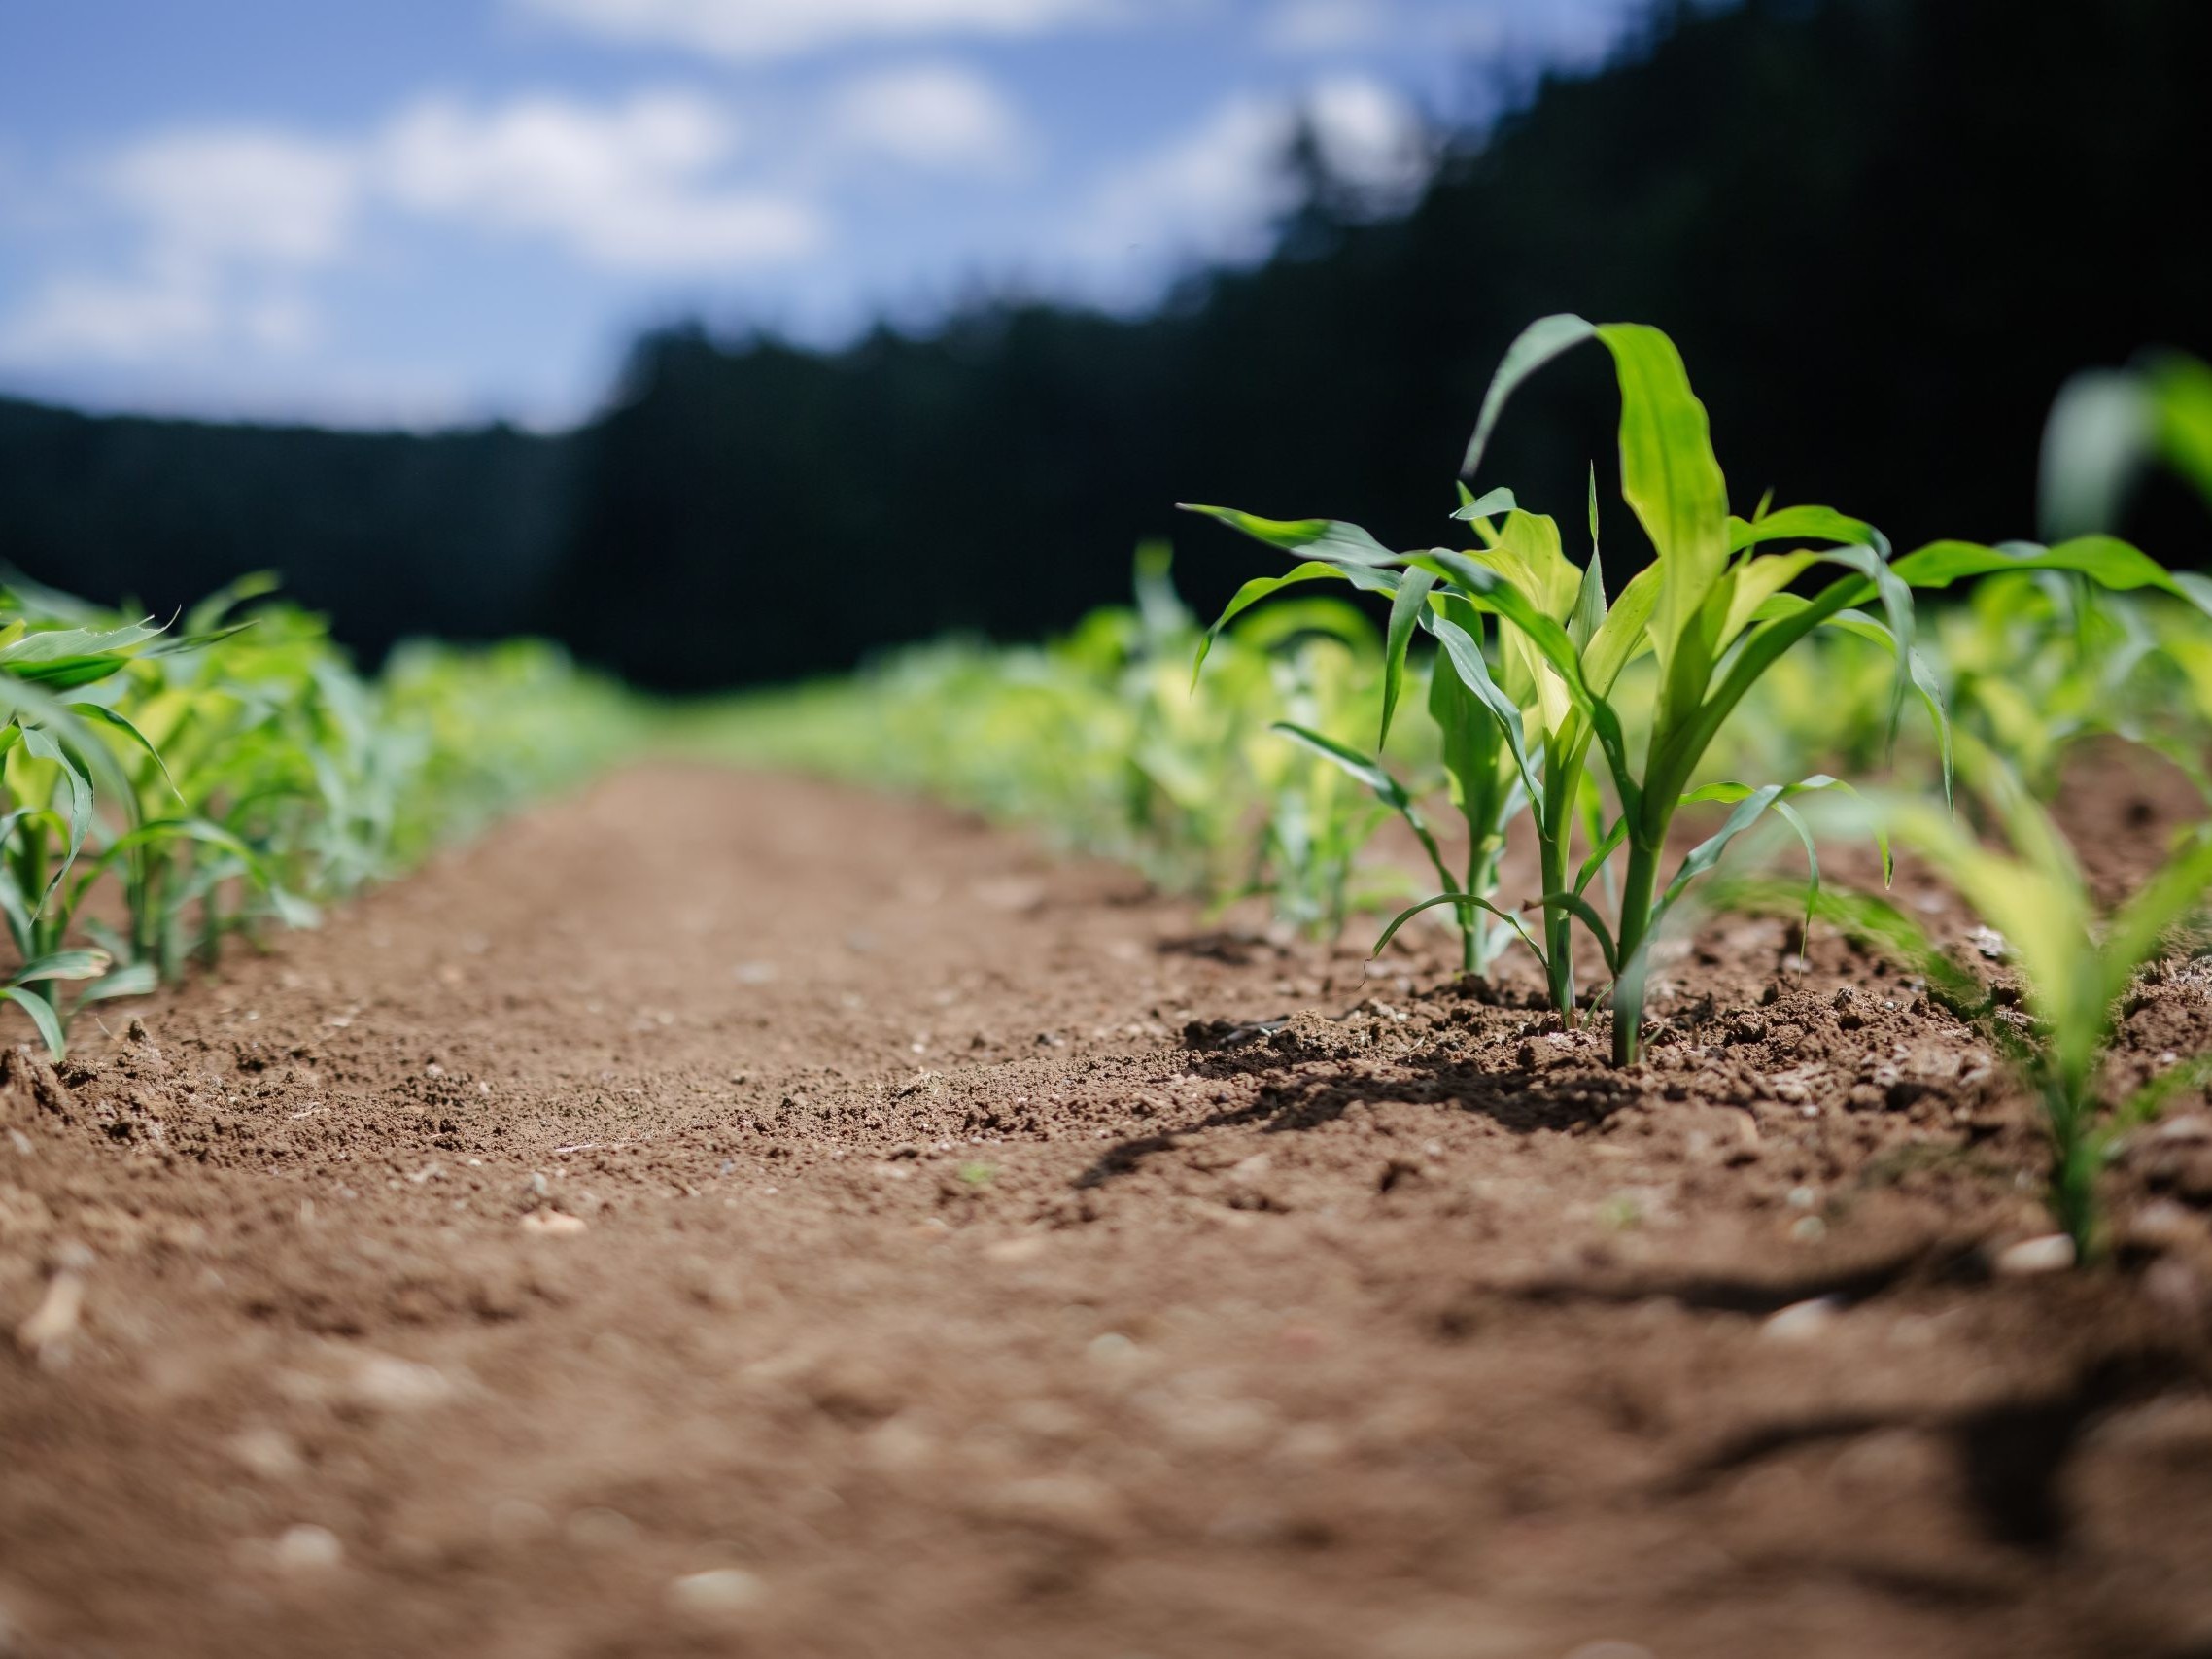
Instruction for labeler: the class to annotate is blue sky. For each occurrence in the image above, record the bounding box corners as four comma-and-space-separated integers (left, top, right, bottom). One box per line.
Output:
0, 0, 1651, 430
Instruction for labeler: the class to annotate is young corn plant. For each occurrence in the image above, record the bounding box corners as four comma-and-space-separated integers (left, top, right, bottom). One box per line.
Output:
1269, 649, 1528, 972
1190, 316, 2212, 1065
0, 589, 185, 1047
0, 570, 635, 1057
1820, 749, 2212, 1258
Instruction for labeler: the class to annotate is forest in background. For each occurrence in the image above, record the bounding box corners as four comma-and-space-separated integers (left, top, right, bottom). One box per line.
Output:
2, 0, 2205, 692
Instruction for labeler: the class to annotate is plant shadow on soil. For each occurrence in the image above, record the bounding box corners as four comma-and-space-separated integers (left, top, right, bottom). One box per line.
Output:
1076, 1014, 1642, 1192
1066, 967, 2212, 1565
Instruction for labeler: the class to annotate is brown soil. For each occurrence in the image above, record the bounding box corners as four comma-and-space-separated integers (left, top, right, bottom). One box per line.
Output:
6, 763, 2212, 1659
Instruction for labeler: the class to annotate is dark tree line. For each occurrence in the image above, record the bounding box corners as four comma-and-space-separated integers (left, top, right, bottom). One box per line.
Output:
5, 0, 2208, 690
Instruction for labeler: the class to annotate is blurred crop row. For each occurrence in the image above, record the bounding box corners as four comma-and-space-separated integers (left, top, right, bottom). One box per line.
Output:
699, 330, 2212, 1257
0, 574, 634, 1054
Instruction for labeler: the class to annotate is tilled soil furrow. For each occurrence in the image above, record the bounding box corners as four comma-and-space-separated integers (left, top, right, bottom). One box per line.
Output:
4, 764, 2212, 1659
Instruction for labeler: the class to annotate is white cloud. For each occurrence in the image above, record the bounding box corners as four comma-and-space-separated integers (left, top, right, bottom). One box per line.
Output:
1262, 0, 1391, 52
377, 90, 822, 271
1077, 74, 1426, 278
1303, 75, 1428, 192
0, 86, 838, 380
822, 62, 1029, 174
0, 272, 221, 362
514, 0, 1117, 60
103, 128, 359, 271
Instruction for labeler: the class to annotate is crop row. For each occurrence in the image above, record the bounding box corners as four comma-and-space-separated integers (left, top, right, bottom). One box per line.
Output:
0, 574, 635, 1055
712, 326, 2212, 1255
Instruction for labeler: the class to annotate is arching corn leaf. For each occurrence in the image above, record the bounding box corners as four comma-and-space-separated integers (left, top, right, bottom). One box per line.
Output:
1380, 567, 1438, 746
1594, 322, 1730, 674
1460, 313, 1597, 478
0, 985, 65, 1058
1374, 892, 1545, 965
1175, 504, 1400, 566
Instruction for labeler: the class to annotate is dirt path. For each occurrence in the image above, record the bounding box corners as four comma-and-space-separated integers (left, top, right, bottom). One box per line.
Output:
5, 765, 2212, 1659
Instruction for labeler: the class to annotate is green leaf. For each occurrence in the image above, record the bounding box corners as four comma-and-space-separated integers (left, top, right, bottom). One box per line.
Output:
1594, 323, 1730, 672
12, 948, 112, 983
1192, 562, 1346, 683
1573, 814, 1628, 898
1761, 600, 1953, 811
1424, 610, 1542, 806
1416, 551, 1639, 817
1726, 505, 1883, 554
1380, 568, 1438, 747
1450, 485, 1519, 522
1428, 645, 1513, 827
2038, 370, 2154, 541
71, 702, 180, 802
17, 724, 94, 906
1579, 560, 1661, 696
0, 620, 162, 666
1175, 504, 1400, 566
6, 656, 132, 690
2151, 353, 2212, 507
2118, 1052, 2212, 1132
0, 985, 65, 1058
1569, 545, 1607, 653
1374, 892, 1545, 965
2096, 831, 2212, 1013
1654, 783, 1786, 926
1271, 722, 1456, 902
1707, 879, 1986, 1014
1192, 559, 1400, 683
182, 570, 281, 636
1535, 891, 1618, 976
76, 961, 159, 1006
1769, 799, 1820, 946
1891, 536, 2212, 619
1270, 722, 1411, 812
1460, 313, 1597, 478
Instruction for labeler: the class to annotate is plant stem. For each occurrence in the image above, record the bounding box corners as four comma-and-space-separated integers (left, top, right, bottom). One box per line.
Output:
1539, 827, 1574, 1025
1610, 838, 1662, 1067
2045, 1079, 2097, 1261
1464, 837, 1503, 975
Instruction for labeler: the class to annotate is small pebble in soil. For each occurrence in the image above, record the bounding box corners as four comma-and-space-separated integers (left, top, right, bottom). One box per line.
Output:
1761, 1296, 1844, 1341
346, 1353, 454, 1412
2122, 1199, 2197, 1253
667, 1568, 766, 1623
228, 1425, 306, 1480
272, 1524, 343, 1574
1993, 1233, 2076, 1275
520, 1211, 588, 1236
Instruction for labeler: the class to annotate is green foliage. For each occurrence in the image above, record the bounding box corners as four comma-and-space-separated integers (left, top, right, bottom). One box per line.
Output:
1815, 750, 2212, 1256
693, 548, 1423, 939
0, 573, 633, 1056
1189, 317, 2209, 1069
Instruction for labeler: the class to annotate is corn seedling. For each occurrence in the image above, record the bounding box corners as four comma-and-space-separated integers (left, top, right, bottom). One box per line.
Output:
1189, 316, 2212, 1066
0, 571, 633, 1056
2042, 351, 2212, 539
1815, 745, 2212, 1257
